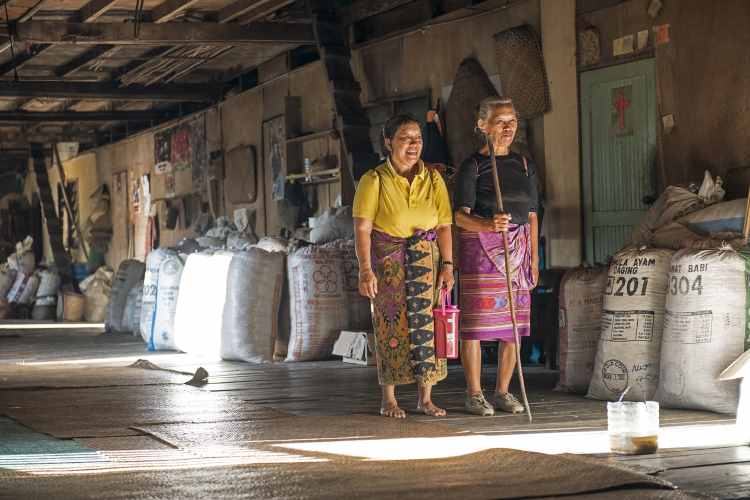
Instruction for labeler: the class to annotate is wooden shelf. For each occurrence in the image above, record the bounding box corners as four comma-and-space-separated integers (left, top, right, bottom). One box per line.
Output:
297, 175, 340, 186
285, 129, 336, 145
286, 167, 340, 184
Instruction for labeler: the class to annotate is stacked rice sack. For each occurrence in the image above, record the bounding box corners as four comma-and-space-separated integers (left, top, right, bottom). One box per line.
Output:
587, 247, 673, 402
655, 247, 749, 414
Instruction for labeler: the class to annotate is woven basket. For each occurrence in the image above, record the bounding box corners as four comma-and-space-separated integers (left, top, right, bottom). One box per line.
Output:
445, 58, 498, 169
493, 25, 550, 119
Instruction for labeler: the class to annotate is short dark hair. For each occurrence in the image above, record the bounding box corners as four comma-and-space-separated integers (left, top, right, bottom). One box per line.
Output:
381, 113, 420, 152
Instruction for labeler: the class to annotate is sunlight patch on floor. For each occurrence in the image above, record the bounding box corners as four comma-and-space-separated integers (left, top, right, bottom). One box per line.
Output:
275, 423, 747, 461
0, 447, 326, 476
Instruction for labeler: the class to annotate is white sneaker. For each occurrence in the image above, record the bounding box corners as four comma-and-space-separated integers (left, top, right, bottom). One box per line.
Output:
489, 392, 525, 414
464, 392, 495, 416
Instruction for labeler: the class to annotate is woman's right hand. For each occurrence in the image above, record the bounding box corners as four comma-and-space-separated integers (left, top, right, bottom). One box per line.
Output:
359, 269, 378, 299
485, 213, 512, 233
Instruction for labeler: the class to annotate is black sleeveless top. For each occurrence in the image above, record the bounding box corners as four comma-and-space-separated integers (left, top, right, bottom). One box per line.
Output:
453, 151, 539, 225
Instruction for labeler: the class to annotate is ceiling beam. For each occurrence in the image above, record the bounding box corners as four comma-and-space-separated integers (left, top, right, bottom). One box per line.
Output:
0, 0, 51, 68
54, 44, 114, 77
0, 110, 170, 122
77, 0, 121, 22
13, 21, 315, 45
53, 0, 205, 79
0, 44, 51, 77
152, 0, 203, 23
237, 0, 298, 24
1, 135, 94, 147
220, 0, 295, 24
346, 0, 416, 24
0, 0, 118, 77
0, 81, 220, 101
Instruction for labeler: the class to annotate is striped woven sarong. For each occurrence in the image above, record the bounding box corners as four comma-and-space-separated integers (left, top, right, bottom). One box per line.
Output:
458, 225, 532, 342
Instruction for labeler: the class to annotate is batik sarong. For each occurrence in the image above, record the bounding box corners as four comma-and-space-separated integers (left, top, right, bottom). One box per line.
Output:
371, 230, 447, 386
458, 224, 533, 342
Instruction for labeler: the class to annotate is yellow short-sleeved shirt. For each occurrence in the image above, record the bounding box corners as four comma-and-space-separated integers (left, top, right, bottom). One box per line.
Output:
352, 159, 453, 238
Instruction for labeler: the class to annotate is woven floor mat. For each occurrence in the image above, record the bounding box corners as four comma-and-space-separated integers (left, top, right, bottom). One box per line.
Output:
0, 446, 688, 500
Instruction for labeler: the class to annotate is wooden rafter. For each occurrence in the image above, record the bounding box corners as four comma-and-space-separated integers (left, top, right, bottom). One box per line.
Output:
77, 0, 121, 22
219, 0, 295, 24
0, 80, 219, 101
12, 21, 315, 45
54, 44, 114, 77
0, 110, 170, 122
0, 44, 49, 77
151, 0, 203, 23
0, 0, 120, 76
346, 0, 416, 24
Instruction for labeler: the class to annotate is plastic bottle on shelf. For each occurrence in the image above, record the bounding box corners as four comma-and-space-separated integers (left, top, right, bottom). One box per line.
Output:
304, 158, 312, 182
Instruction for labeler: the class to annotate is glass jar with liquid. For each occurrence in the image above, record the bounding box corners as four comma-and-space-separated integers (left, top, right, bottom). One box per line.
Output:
607, 401, 660, 455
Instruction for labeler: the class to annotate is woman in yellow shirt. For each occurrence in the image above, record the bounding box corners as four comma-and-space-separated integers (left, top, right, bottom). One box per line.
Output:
353, 114, 455, 418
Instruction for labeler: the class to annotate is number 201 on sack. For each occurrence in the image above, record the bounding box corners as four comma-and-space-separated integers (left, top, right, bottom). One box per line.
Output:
605, 276, 649, 297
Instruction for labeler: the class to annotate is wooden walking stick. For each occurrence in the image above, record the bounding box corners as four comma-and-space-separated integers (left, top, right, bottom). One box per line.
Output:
486, 137, 533, 423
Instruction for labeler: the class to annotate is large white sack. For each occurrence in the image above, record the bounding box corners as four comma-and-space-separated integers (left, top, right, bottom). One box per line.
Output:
588, 247, 673, 401
309, 206, 355, 244
35, 269, 61, 306
8, 251, 35, 275
107, 259, 145, 332
286, 244, 349, 361
258, 243, 290, 361
336, 240, 372, 331
123, 280, 144, 335
0, 266, 17, 297
83, 279, 110, 322
631, 187, 703, 245
173, 252, 232, 357
139, 249, 173, 343
255, 237, 290, 253
655, 248, 747, 413
275, 277, 291, 361
221, 249, 285, 363
651, 222, 701, 250
7, 272, 40, 305
678, 198, 746, 237
556, 266, 608, 393
148, 253, 185, 350
250, 239, 290, 361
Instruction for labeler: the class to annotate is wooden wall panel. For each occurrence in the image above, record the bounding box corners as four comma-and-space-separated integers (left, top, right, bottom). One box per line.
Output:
350, 0, 546, 183
288, 62, 334, 133
542, 0, 581, 267
220, 89, 267, 236
580, 0, 750, 185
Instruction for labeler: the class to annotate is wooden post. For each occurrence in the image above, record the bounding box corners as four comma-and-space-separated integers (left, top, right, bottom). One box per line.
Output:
743, 186, 750, 245
53, 144, 89, 261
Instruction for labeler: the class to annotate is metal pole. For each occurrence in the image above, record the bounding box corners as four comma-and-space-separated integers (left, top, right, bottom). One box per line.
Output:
485, 136, 532, 423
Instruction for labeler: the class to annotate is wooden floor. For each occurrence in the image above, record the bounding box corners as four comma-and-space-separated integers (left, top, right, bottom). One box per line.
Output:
0, 328, 748, 499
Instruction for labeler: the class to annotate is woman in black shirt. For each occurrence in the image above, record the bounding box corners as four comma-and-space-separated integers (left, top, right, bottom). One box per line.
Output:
453, 97, 539, 416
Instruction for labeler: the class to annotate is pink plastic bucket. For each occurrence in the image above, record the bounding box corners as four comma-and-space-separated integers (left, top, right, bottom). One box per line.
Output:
434, 289, 460, 359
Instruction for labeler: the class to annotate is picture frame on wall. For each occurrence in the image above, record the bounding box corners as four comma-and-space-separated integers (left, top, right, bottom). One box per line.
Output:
263, 116, 286, 202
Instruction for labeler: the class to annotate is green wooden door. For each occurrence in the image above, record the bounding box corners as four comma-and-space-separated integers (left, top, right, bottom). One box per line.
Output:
581, 59, 657, 264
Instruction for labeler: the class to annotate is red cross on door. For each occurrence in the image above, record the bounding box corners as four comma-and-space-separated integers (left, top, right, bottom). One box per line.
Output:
613, 88, 631, 131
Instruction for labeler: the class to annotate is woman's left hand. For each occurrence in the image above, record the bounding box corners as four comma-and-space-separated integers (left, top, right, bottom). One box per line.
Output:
531, 259, 539, 289
437, 265, 455, 292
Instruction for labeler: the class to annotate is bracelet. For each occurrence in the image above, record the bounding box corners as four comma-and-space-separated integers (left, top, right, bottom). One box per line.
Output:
441, 261, 454, 267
